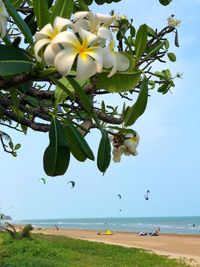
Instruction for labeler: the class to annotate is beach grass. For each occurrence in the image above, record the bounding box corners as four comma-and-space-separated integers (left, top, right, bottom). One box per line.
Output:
0, 232, 189, 267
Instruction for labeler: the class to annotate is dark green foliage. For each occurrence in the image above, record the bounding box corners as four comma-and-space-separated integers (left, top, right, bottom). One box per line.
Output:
64, 119, 94, 161
93, 0, 121, 5
124, 77, 148, 126
84, 0, 172, 5
159, 0, 172, 5
43, 118, 71, 176
0, 45, 33, 77
4, 0, 33, 45
20, 224, 33, 239
97, 132, 111, 173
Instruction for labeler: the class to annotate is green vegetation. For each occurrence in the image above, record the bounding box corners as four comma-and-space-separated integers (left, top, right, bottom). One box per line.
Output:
0, 232, 189, 267
3, 223, 33, 240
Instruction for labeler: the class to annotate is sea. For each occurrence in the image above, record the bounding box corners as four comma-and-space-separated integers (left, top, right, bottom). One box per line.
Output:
9, 216, 200, 235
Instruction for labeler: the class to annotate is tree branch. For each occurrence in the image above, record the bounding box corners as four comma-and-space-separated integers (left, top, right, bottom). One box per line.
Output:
0, 97, 51, 122
95, 111, 122, 124
0, 72, 31, 89
0, 135, 12, 153
2, 109, 49, 132
0, 122, 23, 132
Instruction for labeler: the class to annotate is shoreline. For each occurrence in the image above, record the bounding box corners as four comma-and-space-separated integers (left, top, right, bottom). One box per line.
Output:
25, 227, 200, 266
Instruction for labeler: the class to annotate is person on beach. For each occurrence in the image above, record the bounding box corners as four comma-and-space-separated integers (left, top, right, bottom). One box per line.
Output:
55, 224, 59, 231
149, 229, 159, 236
138, 226, 160, 236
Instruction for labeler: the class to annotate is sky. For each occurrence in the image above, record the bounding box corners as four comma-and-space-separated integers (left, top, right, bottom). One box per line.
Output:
0, 0, 200, 220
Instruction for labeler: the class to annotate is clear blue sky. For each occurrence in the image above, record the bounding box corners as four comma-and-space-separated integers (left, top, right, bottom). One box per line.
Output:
1, 0, 200, 220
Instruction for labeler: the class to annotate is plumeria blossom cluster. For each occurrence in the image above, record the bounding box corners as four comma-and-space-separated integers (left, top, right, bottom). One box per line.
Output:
109, 131, 140, 162
34, 11, 130, 80
0, 0, 9, 38
167, 15, 181, 28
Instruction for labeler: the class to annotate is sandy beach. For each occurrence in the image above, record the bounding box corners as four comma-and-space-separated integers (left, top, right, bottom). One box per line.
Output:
29, 227, 200, 266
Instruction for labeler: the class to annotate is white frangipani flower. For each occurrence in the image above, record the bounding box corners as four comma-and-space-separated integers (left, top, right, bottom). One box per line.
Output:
103, 41, 130, 77
73, 11, 114, 47
34, 17, 72, 65
114, 13, 128, 21
53, 29, 103, 80
73, 11, 114, 36
110, 131, 139, 162
124, 133, 140, 155
167, 16, 181, 28
112, 145, 126, 162
0, 0, 9, 38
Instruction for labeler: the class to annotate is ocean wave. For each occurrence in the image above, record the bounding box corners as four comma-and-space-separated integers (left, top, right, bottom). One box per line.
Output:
12, 217, 200, 235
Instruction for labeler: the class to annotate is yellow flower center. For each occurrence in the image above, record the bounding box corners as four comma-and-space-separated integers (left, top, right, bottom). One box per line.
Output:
130, 136, 138, 143
77, 41, 90, 59
79, 45, 86, 54
109, 40, 115, 50
48, 28, 59, 40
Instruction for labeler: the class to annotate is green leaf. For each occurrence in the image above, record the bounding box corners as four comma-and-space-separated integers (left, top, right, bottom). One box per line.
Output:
124, 77, 148, 126
97, 71, 141, 93
9, 88, 22, 117
54, 76, 87, 105
9, 141, 14, 149
84, 0, 93, 5
47, 0, 54, 7
97, 132, 111, 173
11, 0, 23, 8
159, 0, 172, 6
145, 42, 164, 59
175, 29, 180, 47
67, 77, 92, 113
43, 118, 70, 176
65, 118, 94, 161
21, 124, 28, 134
4, 0, 33, 45
19, 80, 33, 93
51, 0, 74, 22
135, 24, 148, 63
24, 13, 37, 36
0, 45, 33, 77
79, 0, 90, 10
15, 143, 21, 150
164, 39, 170, 50
157, 82, 170, 94
147, 26, 157, 38
167, 52, 176, 62
154, 71, 166, 79
52, 77, 75, 101
32, 0, 50, 29
54, 85, 68, 108
101, 101, 106, 113
130, 24, 136, 37
24, 96, 40, 107
95, 0, 104, 3
64, 127, 87, 162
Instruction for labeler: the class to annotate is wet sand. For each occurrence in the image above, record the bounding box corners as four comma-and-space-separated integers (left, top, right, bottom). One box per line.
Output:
31, 227, 200, 266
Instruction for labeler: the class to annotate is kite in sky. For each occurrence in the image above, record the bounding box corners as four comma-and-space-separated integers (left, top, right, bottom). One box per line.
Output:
39, 178, 46, 184
117, 194, 122, 199
68, 180, 75, 189
144, 190, 150, 200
